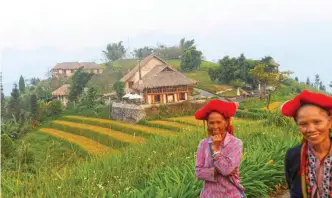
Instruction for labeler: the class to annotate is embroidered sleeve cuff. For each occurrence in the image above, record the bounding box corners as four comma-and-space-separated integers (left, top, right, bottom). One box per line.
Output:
196, 167, 217, 182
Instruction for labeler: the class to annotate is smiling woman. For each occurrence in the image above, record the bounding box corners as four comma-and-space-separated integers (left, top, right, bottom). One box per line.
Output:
281, 90, 332, 198
193, 99, 245, 198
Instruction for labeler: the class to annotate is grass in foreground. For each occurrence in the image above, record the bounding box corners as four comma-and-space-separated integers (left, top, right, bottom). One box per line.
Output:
2, 118, 300, 198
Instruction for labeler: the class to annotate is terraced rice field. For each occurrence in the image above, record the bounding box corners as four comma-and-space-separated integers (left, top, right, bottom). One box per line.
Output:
40, 128, 113, 154
53, 120, 145, 144
166, 116, 204, 126
262, 101, 283, 111
147, 120, 197, 130
65, 115, 176, 136
39, 115, 247, 155
39, 115, 183, 155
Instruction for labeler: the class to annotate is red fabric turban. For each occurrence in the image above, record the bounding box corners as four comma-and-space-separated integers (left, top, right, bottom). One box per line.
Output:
194, 99, 238, 120
194, 99, 239, 135
280, 89, 332, 117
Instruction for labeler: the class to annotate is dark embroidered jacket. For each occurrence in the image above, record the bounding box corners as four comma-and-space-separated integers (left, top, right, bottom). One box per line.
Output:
284, 137, 332, 198
285, 144, 303, 198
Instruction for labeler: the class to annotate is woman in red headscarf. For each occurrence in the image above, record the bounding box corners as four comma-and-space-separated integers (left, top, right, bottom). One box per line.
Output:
194, 99, 245, 198
281, 90, 332, 198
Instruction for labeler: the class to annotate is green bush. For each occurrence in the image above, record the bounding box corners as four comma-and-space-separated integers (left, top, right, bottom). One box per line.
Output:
64, 100, 110, 119
47, 100, 63, 116
264, 110, 296, 129
247, 108, 266, 114
144, 102, 203, 121
1, 134, 15, 163
235, 110, 269, 120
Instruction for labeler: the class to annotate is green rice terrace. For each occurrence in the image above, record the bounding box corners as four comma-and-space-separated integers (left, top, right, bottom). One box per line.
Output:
1, 108, 301, 198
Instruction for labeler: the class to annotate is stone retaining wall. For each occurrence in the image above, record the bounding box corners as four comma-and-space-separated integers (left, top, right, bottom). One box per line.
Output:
111, 102, 146, 123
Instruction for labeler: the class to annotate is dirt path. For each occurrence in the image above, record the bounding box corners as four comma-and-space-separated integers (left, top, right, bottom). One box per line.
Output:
271, 191, 290, 198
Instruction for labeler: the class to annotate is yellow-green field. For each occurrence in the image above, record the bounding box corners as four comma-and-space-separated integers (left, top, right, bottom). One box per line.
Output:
2, 115, 300, 198
37, 115, 200, 155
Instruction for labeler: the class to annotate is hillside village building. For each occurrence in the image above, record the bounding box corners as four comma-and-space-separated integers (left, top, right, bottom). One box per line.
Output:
51, 62, 103, 78
51, 84, 70, 106
120, 54, 196, 104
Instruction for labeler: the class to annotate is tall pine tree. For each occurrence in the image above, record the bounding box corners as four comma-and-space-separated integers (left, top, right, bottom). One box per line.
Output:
30, 94, 38, 121
306, 77, 310, 85
1, 72, 5, 119
295, 77, 299, 82
314, 74, 320, 89
19, 75, 25, 93
8, 83, 21, 121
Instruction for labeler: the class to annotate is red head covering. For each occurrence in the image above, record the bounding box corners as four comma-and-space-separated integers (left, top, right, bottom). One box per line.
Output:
280, 89, 332, 117
280, 90, 332, 178
194, 99, 239, 135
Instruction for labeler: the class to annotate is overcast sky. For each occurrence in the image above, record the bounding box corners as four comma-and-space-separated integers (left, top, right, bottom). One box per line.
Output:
1, 0, 332, 95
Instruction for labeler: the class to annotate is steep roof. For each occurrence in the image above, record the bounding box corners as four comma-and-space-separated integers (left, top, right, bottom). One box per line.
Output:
52, 84, 70, 96
80, 62, 103, 69
132, 65, 196, 91
53, 62, 81, 70
52, 62, 102, 70
120, 54, 169, 82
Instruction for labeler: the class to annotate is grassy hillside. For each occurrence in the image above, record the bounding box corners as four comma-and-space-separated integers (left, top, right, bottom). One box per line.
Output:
240, 79, 325, 110
2, 115, 299, 198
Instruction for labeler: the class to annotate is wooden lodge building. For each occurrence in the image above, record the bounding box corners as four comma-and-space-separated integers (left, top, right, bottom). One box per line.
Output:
51, 62, 103, 78
51, 84, 70, 106
120, 54, 197, 104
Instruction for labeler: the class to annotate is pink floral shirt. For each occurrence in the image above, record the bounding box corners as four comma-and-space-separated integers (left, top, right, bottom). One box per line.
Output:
195, 132, 245, 198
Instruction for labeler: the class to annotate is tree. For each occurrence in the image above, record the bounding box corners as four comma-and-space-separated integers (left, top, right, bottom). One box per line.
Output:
295, 77, 299, 82
1, 72, 5, 119
179, 38, 195, 51
250, 63, 280, 92
30, 94, 38, 121
237, 53, 249, 82
19, 75, 25, 93
229, 79, 245, 88
103, 41, 126, 61
113, 81, 125, 99
318, 81, 326, 91
306, 77, 311, 85
133, 47, 154, 59
8, 83, 21, 120
208, 54, 258, 89
249, 63, 291, 109
34, 83, 52, 100
30, 77, 40, 86
85, 87, 97, 109
154, 44, 182, 60
180, 46, 202, 72
68, 68, 93, 102
208, 56, 238, 83
314, 74, 320, 89
321, 85, 326, 92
